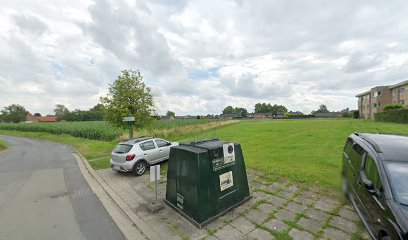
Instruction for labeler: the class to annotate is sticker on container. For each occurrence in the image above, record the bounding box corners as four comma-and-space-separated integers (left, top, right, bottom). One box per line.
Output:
219, 171, 234, 191
223, 143, 235, 164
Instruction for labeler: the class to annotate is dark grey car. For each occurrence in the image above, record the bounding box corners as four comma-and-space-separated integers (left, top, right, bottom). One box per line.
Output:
342, 133, 408, 240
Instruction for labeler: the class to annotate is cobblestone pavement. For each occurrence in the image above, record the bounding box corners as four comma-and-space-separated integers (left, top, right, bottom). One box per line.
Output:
97, 168, 371, 240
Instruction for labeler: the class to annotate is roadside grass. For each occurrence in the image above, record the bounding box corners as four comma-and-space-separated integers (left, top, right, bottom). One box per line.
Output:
2, 118, 408, 186
177, 119, 408, 188
0, 139, 8, 151
0, 120, 237, 170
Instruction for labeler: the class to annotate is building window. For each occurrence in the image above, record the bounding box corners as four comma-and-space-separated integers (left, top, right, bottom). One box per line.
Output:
378, 102, 381, 107
393, 89, 398, 95
400, 88, 405, 94
400, 100, 405, 105
373, 92, 382, 97
373, 103, 377, 108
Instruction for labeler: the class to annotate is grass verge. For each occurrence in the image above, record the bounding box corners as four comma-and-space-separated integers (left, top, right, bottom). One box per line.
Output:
0, 139, 8, 152
0, 120, 237, 170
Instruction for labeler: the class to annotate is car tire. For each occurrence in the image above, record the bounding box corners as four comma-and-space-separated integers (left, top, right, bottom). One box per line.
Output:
133, 161, 147, 176
381, 236, 391, 240
342, 175, 350, 200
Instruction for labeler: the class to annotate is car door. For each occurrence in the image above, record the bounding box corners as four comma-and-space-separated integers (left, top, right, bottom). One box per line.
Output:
360, 152, 392, 237
155, 139, 170, 161
139, 140, 160, 164
348, 142, 371, 219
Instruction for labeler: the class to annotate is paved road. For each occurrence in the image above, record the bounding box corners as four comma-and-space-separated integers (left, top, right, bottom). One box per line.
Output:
0, 135, 125, 240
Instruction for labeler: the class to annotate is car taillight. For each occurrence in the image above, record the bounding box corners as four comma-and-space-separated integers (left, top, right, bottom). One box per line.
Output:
126, 154, 135, 161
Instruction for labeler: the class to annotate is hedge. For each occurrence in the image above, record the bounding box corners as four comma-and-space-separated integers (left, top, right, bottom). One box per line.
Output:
374, 109, 408, 124
284, 114, 315, 119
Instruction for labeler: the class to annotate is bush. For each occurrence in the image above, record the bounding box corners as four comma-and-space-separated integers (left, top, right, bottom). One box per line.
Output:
342, 112, 352, 118
352, 110, 359, 119
284, 114, 315, 119
375, 109, 408, 123
383, 104, 406, 112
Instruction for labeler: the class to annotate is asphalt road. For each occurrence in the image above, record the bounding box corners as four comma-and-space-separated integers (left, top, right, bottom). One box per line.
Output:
0, 135, 125, 240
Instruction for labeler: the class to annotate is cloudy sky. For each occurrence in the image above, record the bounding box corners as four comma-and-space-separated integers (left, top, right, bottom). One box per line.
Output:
1, 0, 408, 115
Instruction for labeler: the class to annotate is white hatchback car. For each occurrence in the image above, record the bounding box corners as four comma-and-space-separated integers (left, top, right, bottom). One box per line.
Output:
110, 137, 179, 176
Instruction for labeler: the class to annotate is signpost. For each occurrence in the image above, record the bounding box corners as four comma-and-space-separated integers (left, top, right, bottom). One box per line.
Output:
123, 117, 135, 138
148, 165, 164, 212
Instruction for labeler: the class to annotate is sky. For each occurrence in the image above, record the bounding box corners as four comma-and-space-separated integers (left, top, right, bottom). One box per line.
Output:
1, 0, 408, 115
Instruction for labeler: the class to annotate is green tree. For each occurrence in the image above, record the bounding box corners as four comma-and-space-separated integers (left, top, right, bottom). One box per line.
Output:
222, 106, 235, 114
0, 104, 28, 123
313, 104, 329, 114
234, 107, 248, 116
166, 110, 175, 118
254, 103, 262, 113
54, 104, 70, 120
100, 69, 154, 129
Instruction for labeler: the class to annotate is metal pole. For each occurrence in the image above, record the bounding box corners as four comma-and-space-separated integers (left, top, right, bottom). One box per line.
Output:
155, 166, 158, 203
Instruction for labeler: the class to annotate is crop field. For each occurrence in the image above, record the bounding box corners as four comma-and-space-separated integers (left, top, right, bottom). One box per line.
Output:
0, 119, 221, 141
177, 119, 408, 188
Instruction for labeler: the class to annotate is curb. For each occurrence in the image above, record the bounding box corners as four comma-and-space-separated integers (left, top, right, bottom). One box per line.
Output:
73, 152, 161, 240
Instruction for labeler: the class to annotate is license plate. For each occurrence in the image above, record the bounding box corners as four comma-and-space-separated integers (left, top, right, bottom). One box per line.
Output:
112, 165, 121, 171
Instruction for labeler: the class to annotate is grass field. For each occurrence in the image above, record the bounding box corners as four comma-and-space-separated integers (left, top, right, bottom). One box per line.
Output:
0, 139, 7, 151
1, 118, 408, 189
178, 119, 408, 188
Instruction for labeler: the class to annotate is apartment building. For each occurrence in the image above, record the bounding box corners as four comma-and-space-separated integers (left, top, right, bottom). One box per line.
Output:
356, 80, 408, 119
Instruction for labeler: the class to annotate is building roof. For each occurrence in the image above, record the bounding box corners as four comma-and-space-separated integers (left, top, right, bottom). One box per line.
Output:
37, 116, 57, 122
356, 79, 408, 97
359, 133, 408, 162
388, 80, 408, 89
355, 90, 371, 97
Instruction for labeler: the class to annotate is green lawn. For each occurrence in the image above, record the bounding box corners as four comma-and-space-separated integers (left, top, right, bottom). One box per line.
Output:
177, 119, 408, 188
2, 119, 408, 189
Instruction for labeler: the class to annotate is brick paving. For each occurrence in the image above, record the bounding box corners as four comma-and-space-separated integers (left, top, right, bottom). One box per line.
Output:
96, 168, 370, 240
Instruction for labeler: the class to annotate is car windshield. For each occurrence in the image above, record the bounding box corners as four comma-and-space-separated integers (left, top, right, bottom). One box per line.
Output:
386, 162, 408, 206
113, 144, 133, 154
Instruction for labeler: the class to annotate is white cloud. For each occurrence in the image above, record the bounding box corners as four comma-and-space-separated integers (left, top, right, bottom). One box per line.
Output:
1, 0, 408, 115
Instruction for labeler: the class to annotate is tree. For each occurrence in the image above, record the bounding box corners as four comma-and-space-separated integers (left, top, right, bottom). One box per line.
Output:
222, 106, 235, 114
313, 104, 329, 114
54, 104, 70, 120
0, 104, 28, 123
166, 111, 175, 118
234, 107, 248, 116
100, 69, 154, 129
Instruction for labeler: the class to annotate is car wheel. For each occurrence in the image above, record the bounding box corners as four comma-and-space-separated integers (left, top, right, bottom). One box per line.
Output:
133, 161, 147, 176
342, 175, 350, 200
381, 236, 391, 240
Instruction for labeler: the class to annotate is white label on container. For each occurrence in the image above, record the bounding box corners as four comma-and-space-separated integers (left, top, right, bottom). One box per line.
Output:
219, 171, 234, 191
223, 143, 235, 164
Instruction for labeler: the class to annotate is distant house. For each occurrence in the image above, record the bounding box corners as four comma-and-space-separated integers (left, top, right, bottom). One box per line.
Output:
276, 112, 285, 118
315, 112, 342, 118
253, 113, 273, 119
25, 113, 57, 123
288, 111, 303, 116
220, 113, 241, 119
175, 115, 196, 119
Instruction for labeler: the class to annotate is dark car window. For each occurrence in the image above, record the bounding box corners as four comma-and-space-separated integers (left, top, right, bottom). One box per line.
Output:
156, 139, 168, 148
348, 142, 365, 170
343, 138, 353, 158
113, 144, 133, 154
140, 141, 155, 151
364, 154, 382, 190
386, 162, 408, 205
